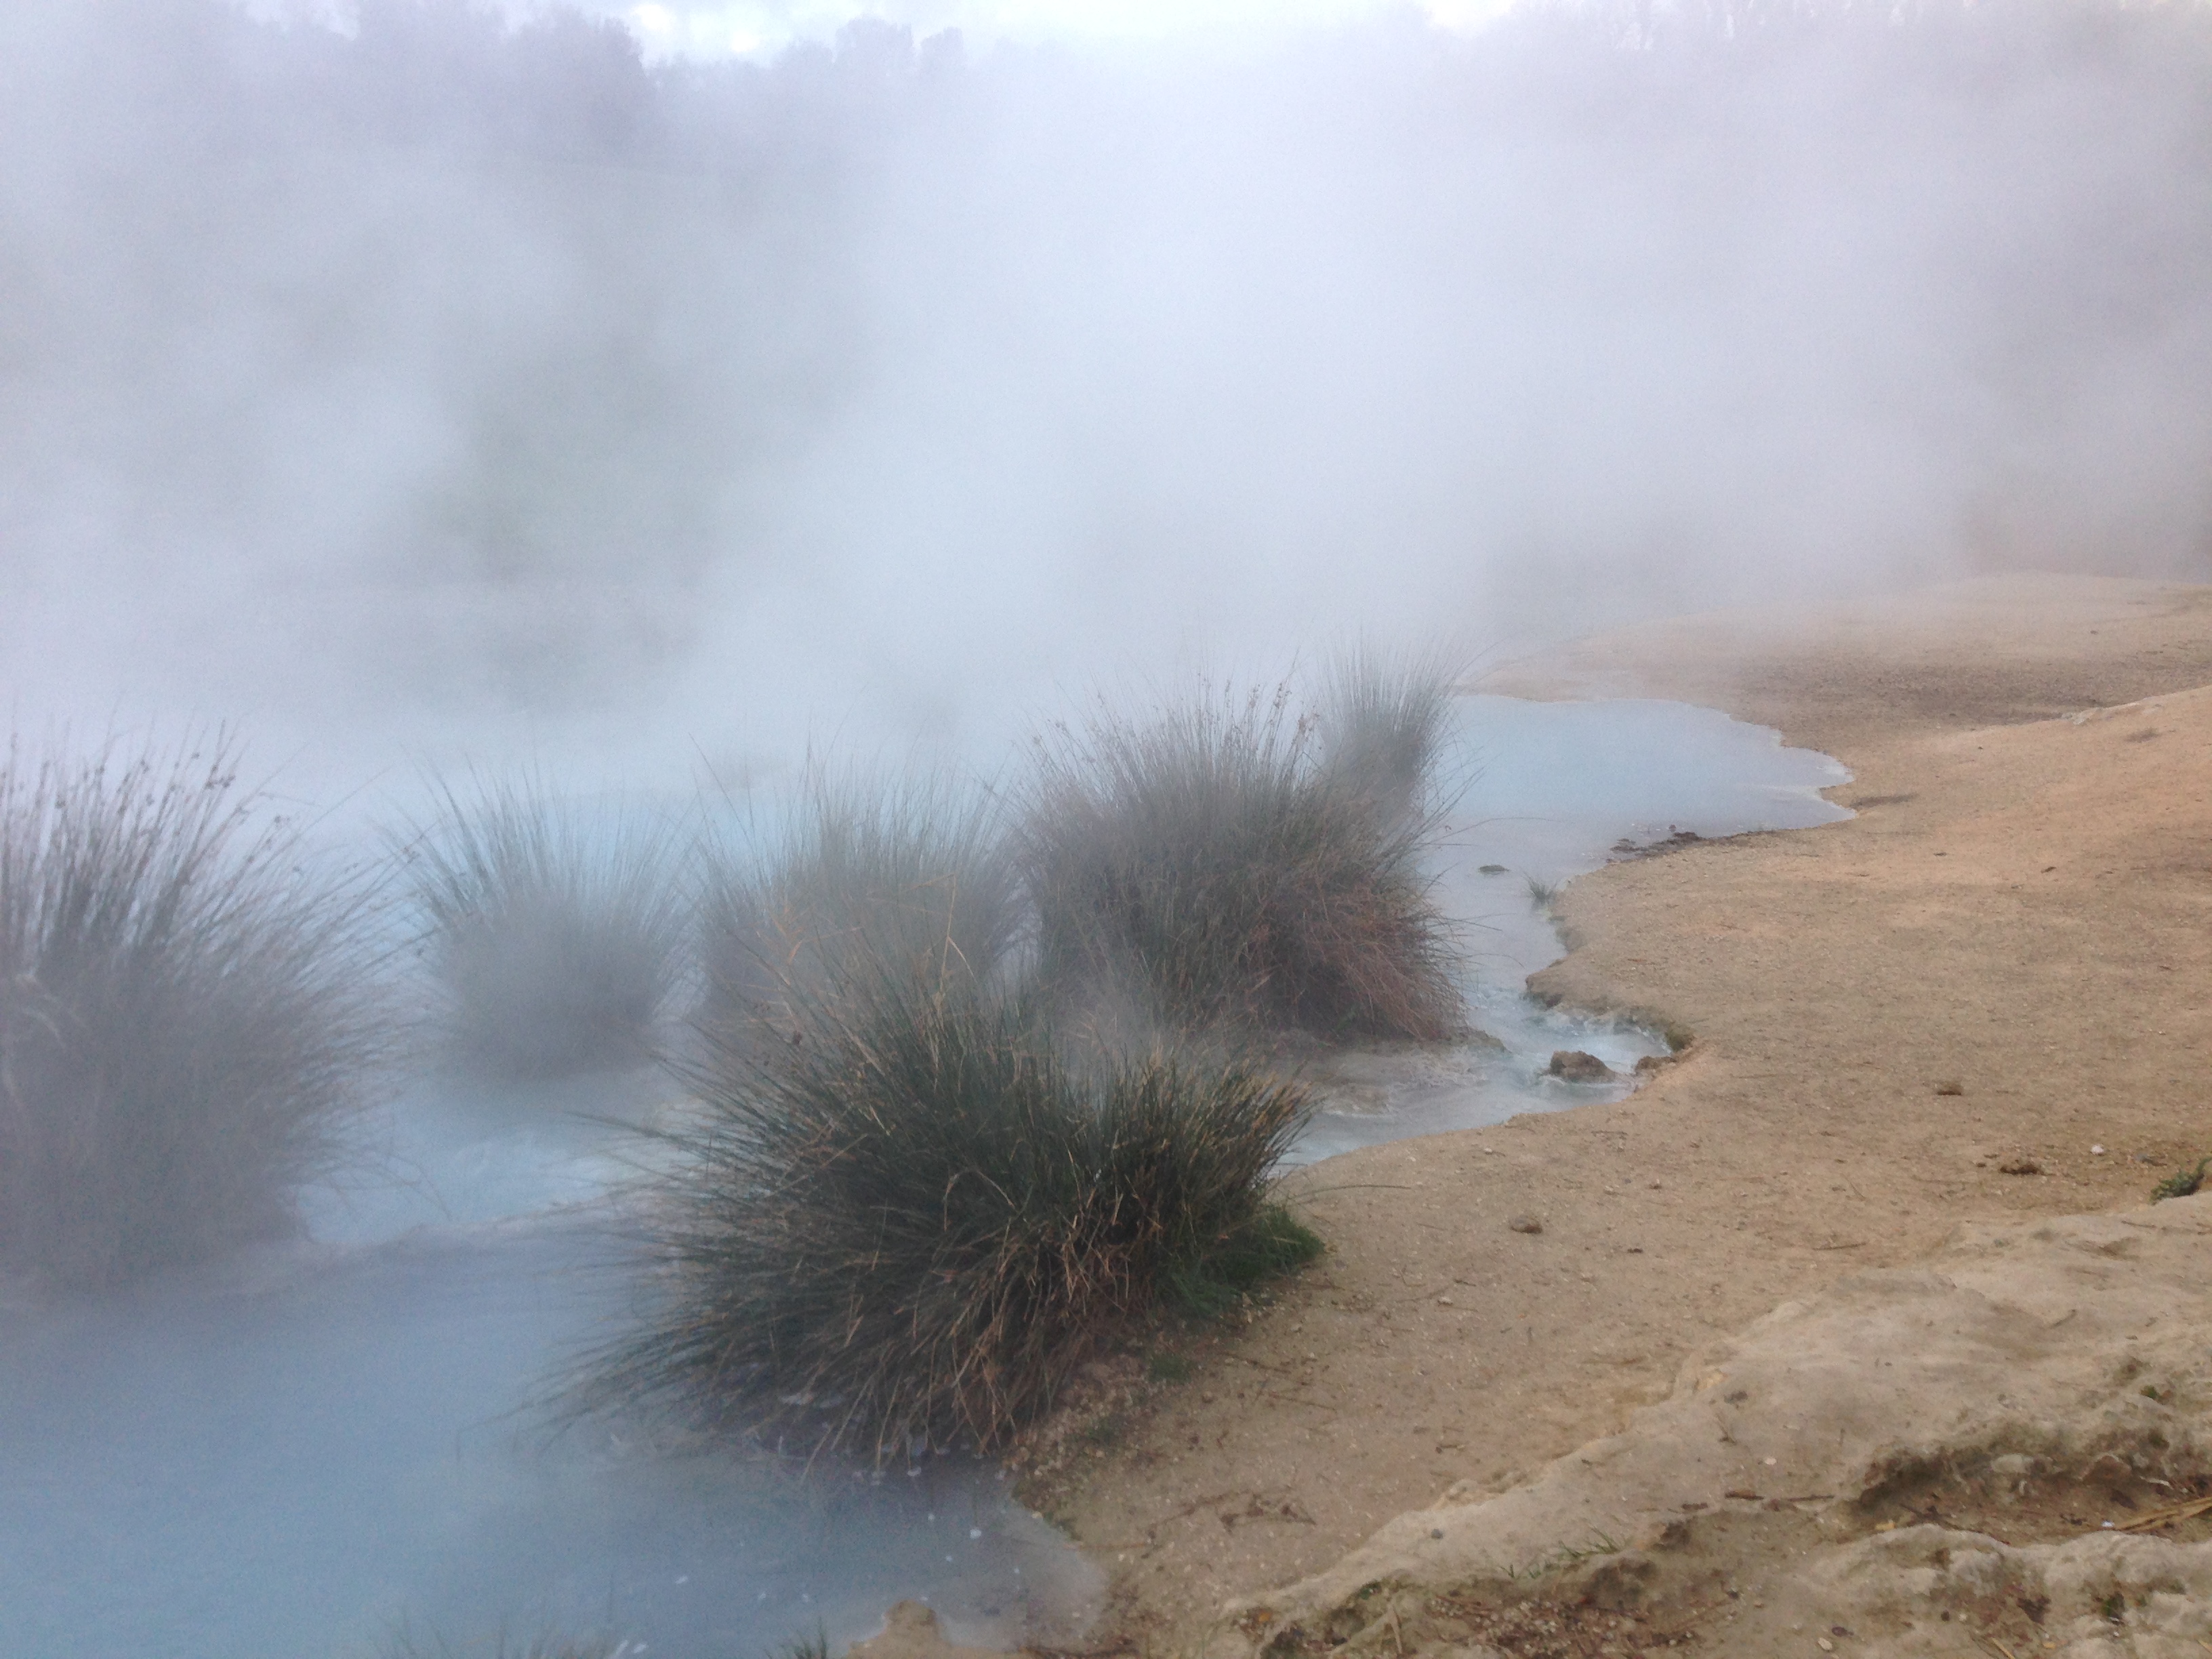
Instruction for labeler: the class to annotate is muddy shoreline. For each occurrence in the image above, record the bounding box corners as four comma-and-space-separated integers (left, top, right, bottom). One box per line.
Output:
1002, 574, 2212, 1650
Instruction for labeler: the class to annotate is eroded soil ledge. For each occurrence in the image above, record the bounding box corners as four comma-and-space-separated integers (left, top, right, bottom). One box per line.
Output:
901, 575, 2212, 1658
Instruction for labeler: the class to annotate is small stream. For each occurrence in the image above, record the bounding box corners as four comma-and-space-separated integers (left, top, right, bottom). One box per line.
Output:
0, 697, 1847, 1659
1290, 695, 1848, 1161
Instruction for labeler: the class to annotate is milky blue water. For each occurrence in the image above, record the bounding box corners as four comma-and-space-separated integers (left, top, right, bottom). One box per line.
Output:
1290, 695, 1849, 1160
0, 697, 1847, 1659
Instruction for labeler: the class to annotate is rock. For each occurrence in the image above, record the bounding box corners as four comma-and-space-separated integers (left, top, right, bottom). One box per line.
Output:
1509, 1215, 1544, 1235
1548, 1049, 1617, 1083
1216, 1196, 2212, 1658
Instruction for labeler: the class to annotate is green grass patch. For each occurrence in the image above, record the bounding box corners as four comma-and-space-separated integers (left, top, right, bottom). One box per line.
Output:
1164, 1202, 1325, 1318
2154, 1158, 2211, 1201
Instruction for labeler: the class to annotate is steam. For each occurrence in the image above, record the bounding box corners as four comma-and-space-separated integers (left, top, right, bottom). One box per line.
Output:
3, 0, 2208, 792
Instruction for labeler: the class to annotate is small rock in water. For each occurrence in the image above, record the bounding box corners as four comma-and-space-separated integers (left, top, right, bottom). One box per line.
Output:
1548, 1049, 1616, 1083
1509, 1215, 1544, 1235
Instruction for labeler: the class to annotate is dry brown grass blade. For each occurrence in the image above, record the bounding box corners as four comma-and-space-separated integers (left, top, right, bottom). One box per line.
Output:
2114, 1493, 2212, 1532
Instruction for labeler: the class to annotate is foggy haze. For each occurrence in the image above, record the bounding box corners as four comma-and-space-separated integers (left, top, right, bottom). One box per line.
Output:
3, 0, 2209, 792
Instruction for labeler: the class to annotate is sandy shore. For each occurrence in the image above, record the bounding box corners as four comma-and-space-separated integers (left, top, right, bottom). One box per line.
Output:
1013, 573, 2212, 1647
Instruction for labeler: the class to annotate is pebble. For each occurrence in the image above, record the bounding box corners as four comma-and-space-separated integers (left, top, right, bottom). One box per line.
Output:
1509, 1216, 1544, 1235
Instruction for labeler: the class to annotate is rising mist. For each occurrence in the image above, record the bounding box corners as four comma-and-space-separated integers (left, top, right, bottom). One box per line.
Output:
2, 0, 2208, 790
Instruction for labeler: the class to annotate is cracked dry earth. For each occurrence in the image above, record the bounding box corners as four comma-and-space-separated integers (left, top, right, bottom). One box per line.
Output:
992, 575, 2212, 1658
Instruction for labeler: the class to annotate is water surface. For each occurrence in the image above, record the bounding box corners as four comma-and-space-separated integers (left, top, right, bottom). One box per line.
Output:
1290, 695, 1847, 1161
0, 695, 1845, 1657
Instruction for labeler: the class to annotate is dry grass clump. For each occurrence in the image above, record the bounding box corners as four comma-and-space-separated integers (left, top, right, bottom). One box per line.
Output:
1315, 644, 1459, 829
1018, 664, 1462, 1044
396, 774, 685, 1079
695, 774, 1021, 1062
0, 736, 386, 1293
575, 665, 1461, 1456
585, 977, 1312, 1460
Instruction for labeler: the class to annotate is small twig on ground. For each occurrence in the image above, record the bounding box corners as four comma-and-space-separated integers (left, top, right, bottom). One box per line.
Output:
1228, 1353, 1309, 1378
1650, 1598, 1735, 1639
2115, 1493, 2212, 1532
1286, 1183, 1420, 1198
1260, 1389, 1340, 1414
1156, 1492, 1240, 1524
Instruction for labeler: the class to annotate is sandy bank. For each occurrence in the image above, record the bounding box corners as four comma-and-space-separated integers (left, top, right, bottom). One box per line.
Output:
1014, 574, 2212, 1650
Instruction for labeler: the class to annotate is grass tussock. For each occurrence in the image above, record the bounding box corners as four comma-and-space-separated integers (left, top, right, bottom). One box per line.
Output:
0, 736, 386, 1293
696, 774, 1021, 1061
1315, 644, 1459, 829
1019, 664, 1462, 1043
396, 774, 684, 1080
586, 979, 1312, 1460
771, 1629, 830, 1659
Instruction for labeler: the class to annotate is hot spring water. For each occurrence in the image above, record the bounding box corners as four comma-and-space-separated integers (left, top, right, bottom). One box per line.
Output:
0, 697, 1846, 1658
1290, 695, 1849, 1162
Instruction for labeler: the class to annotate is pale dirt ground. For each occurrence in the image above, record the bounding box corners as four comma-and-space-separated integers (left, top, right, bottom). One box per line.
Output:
1231, 1193, 2212, 1658
991, 573, 2212, 1653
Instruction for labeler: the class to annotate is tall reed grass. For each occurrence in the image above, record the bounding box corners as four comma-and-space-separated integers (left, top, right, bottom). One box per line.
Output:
585, 979, 1312, 1458
1019, 662, 1462, 1043
0, 737, 386, 1292
1317, 645, 1459, 828
580, 670, 1460, 1454
695, 775, 1021, 1063
396, 775, 684, 1079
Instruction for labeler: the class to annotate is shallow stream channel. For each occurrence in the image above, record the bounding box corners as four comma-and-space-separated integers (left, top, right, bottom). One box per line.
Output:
0, 697, 1846, 1659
